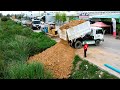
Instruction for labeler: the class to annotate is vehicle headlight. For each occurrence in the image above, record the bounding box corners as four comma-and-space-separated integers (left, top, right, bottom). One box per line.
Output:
32, 24, 35, 27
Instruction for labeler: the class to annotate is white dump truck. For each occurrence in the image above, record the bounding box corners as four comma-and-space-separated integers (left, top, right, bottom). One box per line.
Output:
58, 21, 104, 49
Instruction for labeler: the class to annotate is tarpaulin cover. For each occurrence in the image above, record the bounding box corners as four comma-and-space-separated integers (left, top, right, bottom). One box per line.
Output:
91, 22, 110, 28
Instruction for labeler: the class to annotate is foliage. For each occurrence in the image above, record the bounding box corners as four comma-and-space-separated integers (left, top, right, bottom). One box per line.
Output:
101, 18, 120, 23
69, 55, 118, 79
5, 61, 53, 79
0, 13, 3, 17
6, 14, 10, 17
61, 13, 67, 23
55, 12, 60, 23
55, 12, 67, 25
101, 18, 111, 22
0, 19, 56, 79
69, 16, 76, 21
116, 24, 120, 31
1, 16, 10, 21
72, 55, 82, 70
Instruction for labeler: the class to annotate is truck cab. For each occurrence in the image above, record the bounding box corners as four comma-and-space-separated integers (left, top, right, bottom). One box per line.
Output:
32, 19, 41, 30
91, 27, 104, 40
83, 27, 104, 46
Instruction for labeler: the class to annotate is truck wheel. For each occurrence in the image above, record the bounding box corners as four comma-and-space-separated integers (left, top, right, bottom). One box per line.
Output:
95, 40, 100, 46
74, 40, 82, 49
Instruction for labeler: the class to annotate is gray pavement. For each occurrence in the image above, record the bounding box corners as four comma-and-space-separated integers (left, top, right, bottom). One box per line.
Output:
33, 29, 42, 33
98, 34, 120, 55
76, 35, 120, 78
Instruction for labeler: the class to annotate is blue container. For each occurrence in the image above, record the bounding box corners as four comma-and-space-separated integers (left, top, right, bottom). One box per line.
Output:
43, 27, 48, 33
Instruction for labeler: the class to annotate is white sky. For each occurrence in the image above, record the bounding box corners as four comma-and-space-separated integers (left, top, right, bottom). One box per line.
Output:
0, 11, 61, 15
0, 11, 45, 15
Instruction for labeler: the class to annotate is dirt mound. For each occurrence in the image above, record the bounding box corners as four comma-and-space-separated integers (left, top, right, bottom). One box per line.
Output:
29, 40, 75, 79
59, 20, 85, 30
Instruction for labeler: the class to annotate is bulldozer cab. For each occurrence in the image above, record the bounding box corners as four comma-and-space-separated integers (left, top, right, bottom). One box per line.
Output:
48, 23, 58, 35
49, 23, 55, 30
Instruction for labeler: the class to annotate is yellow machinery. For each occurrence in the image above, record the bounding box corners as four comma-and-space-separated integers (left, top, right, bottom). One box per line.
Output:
48, 23, 58, 36
12, 16, 16, 19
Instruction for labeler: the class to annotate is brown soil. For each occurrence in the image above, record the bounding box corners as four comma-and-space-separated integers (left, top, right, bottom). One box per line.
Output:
28, 39, 75, 79
59, 20, 85, 30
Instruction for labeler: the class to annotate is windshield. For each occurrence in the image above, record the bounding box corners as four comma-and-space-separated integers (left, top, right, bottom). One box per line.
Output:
96, 29, 103, 34
33, 21, 40, 24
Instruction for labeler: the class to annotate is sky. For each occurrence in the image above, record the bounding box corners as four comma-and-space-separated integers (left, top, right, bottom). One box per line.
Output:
0, 11, 76, 15
0, 11, 70, 17
0, 11, 45, 15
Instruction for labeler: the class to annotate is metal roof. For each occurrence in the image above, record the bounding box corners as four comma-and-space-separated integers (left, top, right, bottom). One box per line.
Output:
90, 14, 120, 18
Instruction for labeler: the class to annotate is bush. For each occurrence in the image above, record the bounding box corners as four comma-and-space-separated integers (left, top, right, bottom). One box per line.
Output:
116, 24, 120, 35
5, 61, 53, 79
0, 31, 56, 64
21, 32, 56, 56
1, 16, 10, 21
0, 53, 5, 78
72, 55, 82, 70
0, 19, 56, 79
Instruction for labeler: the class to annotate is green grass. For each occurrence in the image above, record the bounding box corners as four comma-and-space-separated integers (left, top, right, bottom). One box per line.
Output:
0, 19, 56, 79
72, 55, 82, 70
69, 55, 118, 79
5, 61, 53, 79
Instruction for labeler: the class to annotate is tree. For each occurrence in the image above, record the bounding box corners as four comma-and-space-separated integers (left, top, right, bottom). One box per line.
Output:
7, 14, 10, 17
69, 16, 75, 21
55, 12, 67, 25
55, 12, 60, 25
0, 13, 3, 17
61, 13, 67, 24
1, 16, 9, 21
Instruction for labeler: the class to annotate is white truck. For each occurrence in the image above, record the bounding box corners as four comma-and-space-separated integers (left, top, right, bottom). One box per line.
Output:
32, 19, 41, 30
58, 21, 104, 49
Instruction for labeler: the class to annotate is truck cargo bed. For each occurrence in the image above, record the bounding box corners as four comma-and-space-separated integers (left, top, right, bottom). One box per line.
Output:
58, 21, 91, 41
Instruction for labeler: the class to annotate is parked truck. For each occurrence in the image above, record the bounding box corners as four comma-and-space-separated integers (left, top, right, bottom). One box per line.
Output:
31, 18, 41, 30
58, 20, 104, 49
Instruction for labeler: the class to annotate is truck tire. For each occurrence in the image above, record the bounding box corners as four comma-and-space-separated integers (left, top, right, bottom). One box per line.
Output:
74, 40, 82, 49
95, 40, 100, 46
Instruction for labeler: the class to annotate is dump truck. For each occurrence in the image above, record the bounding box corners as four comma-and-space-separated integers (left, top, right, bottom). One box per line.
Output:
58, 20, 104, 49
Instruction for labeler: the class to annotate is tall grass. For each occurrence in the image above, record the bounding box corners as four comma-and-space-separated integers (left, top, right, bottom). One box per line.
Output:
5, 61, 53, 79
0, 19, 56, 79
72, 55, 82, 70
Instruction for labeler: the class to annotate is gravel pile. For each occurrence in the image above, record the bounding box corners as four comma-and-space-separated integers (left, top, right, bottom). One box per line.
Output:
29, 39, 75, 79
59, 20, 85, 30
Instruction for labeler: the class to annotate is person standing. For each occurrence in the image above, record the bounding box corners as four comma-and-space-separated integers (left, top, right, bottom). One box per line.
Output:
84, 42, 88, 57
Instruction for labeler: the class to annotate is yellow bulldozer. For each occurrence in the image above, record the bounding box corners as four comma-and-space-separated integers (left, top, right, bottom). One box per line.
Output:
48, 23, 58, 37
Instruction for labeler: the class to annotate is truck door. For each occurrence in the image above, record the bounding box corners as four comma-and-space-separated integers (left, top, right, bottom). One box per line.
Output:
95, 29, 104, 40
